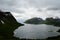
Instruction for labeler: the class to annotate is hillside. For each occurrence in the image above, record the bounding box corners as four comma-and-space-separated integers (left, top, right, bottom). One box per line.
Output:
0, 11, 24, 40
25, 17, 60, 27
25, 17, 44, 24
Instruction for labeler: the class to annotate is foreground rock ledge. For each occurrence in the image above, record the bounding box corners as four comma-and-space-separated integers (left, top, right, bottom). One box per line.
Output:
0, 11, 24, 40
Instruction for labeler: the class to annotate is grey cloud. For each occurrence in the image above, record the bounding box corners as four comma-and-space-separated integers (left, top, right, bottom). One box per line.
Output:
0, 0, 60, 13
1, 0, 60, 21
0, 0, 15, 6
28, 0, 60, 8
0, 0, 28, 13
47, 7, 60, 11
37, 9, 42, 12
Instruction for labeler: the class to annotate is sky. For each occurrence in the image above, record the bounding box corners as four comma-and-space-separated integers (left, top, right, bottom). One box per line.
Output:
0, 0, 60, 23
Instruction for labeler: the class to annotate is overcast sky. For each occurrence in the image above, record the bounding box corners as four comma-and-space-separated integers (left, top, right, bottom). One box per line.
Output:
0, 0, 60, 22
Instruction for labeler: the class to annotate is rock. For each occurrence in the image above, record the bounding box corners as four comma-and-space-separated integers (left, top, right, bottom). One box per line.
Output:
0, 11, 24, 39
57, 29, 60, 32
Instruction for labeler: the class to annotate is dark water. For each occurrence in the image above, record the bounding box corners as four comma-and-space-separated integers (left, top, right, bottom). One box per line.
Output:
14, 24, 60, 39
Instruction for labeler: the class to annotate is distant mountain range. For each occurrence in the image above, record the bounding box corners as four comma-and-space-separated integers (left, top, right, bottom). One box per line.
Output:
25, 17, 60, 26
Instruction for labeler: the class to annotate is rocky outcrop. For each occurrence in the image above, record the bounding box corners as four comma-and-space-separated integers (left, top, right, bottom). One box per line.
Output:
0, 11, 23, 39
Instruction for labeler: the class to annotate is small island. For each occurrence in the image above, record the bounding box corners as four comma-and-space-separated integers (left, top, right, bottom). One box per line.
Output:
0, 11, 24, 40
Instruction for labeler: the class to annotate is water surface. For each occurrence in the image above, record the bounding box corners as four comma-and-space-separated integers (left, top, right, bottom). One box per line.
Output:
14, 24, 60, 39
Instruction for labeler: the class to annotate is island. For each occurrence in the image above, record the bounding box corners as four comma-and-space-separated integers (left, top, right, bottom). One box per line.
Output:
0, 11, 24, 40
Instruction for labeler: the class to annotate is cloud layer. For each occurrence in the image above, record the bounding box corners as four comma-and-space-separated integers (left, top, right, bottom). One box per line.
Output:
0, 0, 60, 22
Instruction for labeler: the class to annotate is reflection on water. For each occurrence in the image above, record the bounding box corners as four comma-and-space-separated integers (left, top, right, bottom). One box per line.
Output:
14, 24, 60, 39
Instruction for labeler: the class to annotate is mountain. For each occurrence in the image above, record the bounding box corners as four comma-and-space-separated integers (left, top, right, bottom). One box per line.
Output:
25, 17, 43, 24
0, 11, 24, 40
25, 17, 60, 27
45, 17, 60, 26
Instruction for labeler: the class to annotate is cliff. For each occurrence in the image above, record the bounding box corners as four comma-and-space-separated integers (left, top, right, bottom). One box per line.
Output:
0, 11, 23, 40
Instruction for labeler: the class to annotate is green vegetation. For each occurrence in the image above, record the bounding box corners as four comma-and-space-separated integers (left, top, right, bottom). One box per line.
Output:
0, 11, 60, 40
25, 17, 44, 24
44, 17, 60, 26
25, 17, 60, 27
0, 11, 24, 40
